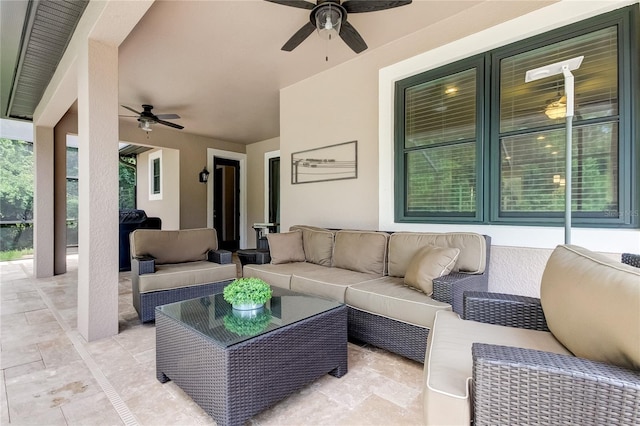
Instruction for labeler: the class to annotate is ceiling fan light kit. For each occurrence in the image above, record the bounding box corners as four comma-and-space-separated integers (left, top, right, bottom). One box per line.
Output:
266, 0, 412, 54
121, 104, 184, 132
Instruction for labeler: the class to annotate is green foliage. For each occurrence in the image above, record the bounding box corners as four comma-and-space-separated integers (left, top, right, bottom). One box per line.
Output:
223, 310, 272, 336
119, 156, 136, 209
223, 278, 272, 306
0, 138, 33, 222
0, 248, 33, 262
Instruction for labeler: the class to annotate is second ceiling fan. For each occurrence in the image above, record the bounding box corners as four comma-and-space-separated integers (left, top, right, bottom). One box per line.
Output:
266, 0, 412, 54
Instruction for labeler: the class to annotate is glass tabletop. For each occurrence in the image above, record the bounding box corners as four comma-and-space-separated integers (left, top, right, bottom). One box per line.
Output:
156, 287, 343, 348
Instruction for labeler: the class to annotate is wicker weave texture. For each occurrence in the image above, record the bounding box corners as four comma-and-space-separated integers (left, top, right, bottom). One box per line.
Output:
347, 307, 428, 363
463, 292, 549, 331
137, 280, 233, 322
622, 253, 640, 268
433, 272, 489, 315
156, 305, 348, 426
472, 343, 640, 426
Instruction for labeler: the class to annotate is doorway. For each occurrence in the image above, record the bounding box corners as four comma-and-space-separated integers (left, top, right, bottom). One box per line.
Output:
268, 156, 280, 231
213, 157, 240, 251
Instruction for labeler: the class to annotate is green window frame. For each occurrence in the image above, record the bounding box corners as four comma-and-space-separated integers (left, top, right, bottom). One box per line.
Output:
394, 5, 638, 228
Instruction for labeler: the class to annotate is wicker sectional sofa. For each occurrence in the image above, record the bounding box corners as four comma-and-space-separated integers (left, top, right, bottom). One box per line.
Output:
423, 244, 640, 425
130, 228, 237, 322
242, 225, 491, 362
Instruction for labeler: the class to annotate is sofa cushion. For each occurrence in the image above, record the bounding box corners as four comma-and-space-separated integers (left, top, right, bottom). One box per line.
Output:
267, 230, 305, 264
388, 232, 486, 276
242, 262, 326, 289
540, 244, 640, 370
138, 261, 237, 293
333, 230, 389, 276
291, 268, 380, 303
404, 245, 460, 295
130, 228, 218, 265
346, 277, 451, 328
290, 225, 335, 266
424, 310, 571, 426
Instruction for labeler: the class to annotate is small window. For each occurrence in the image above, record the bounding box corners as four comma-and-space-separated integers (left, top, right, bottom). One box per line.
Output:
149, 151, 162, 200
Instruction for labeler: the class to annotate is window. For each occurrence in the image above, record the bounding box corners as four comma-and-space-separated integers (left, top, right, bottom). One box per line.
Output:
66, 146, 78, 246
396, 57, 484, 222
395, 6, 637, 227
149, 150, 162, 200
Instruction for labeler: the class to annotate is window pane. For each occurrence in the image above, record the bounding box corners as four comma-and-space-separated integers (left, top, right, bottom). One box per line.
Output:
500, 122, 618, 215
152, 158, 160, 194
406, 143, 476, 214
500, 26, 618, 132
405, 68, 476, 148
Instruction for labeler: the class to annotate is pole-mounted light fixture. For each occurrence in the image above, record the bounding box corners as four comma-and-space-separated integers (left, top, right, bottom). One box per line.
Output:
525, 55, 583, 244
199, 167, 210, 183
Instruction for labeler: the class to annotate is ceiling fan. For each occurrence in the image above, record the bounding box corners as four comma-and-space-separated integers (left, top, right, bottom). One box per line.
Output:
121, 104, 184, 132
266, 0, 412, 54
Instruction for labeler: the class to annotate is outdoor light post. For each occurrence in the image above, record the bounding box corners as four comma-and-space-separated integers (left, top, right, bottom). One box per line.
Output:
525, 56, 583, 244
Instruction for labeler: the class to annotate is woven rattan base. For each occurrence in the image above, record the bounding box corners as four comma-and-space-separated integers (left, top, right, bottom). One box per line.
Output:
137, 280, 233, 322
156, 304, 348, 426
347, 307, 428, 363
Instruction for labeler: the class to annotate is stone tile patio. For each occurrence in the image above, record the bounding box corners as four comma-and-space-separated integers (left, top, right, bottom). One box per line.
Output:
0, 254, 424, 425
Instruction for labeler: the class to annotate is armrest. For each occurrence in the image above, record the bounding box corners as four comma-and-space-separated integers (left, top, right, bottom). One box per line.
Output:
432, 272, 488, 315
463, 291, 548, 331
131, 256, 155, 275
208, 249, 232, 264
472, 343, 640, 425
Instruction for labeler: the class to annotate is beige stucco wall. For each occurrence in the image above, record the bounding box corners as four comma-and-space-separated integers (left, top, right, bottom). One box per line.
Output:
246, 137, 280, 248
279, 1, 640, 297
137, 148, 180, 230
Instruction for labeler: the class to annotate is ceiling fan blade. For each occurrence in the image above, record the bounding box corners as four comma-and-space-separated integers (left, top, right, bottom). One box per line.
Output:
343, 0, 411, 13
282, 22, 316, 51
155, 114, 180, 120
339, 21, 367, 54
121, 105, 141, 115
264, 0, 315, 10
156, 119, 184, 130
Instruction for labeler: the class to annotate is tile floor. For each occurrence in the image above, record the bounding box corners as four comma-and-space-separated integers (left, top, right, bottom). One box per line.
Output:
0, 254, 425, 425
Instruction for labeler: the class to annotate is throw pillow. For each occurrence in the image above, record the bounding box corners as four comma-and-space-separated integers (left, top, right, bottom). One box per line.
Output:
267, 230, 305, 264
404, 245, 460, 295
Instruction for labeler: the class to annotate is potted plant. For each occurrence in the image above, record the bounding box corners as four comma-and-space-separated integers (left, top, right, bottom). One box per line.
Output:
223, 277, 272, 310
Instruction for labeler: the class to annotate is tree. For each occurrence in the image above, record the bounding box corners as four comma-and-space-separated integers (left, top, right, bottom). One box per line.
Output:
0, 138, 33, 222
0, 138, 34, 250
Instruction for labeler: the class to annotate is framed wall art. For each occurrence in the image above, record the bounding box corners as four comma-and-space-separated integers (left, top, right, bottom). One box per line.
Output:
291, 141, 357, 184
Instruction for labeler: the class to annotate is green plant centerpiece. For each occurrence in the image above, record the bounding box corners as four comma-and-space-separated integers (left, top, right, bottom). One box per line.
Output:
223, 277, 272, 310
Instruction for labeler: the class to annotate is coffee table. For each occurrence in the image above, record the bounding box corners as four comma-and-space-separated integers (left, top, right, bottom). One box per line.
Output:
155, 287, 348, 426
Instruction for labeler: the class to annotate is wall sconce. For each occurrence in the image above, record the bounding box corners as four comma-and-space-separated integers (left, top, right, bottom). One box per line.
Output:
199, 167, 210, 183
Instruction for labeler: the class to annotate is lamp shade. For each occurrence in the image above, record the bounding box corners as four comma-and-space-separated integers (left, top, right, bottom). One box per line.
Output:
545, 95, 567, 119
315, 5, 342, 40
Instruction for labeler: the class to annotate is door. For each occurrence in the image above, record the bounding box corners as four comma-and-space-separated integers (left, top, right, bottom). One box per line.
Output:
213, 157, 240, 251
268, 156, 280, 232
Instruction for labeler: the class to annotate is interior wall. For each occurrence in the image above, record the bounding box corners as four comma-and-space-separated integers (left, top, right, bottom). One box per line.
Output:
119, 119, 245, 230
279, 1, 639, 298
246, 137, 279, 248
137, 148, 180, 230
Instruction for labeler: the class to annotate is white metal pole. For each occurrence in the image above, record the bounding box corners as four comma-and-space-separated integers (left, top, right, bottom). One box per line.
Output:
562, 65, 575, 244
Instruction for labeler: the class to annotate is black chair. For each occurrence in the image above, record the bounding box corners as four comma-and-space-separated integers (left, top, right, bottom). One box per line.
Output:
118, 209, 161, 271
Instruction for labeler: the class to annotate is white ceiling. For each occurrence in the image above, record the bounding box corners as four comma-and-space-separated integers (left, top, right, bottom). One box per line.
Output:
117, 0, 490, 144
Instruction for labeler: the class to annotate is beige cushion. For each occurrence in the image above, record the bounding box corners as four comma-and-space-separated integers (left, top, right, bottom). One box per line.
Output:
388, 232, 486, 276
130, 228, 218, 265
404, 246, 460, 295
242, 262, 326, 289
540, 244, 640, 370
138, 261, 236, 293
333, 230, 389, 276
291, 268, 379, 303
267, 230, 305, 264
346, 277, 451, 328
424, 310, 571, 426
290, 225, 335, 266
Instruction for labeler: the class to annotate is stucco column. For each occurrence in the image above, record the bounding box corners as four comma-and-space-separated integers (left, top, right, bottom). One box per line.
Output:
33, 126, 55, 278
76, 38, 119, 341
